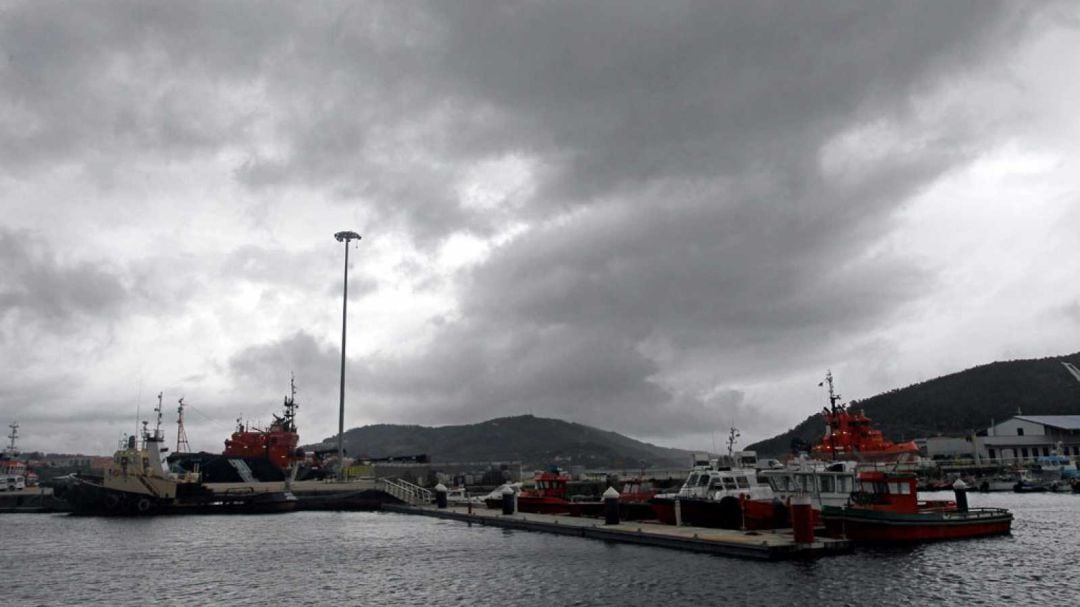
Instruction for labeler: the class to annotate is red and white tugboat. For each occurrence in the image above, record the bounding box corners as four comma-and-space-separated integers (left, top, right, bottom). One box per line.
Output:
821, 471, 1012, 542
812, 371, 920, 463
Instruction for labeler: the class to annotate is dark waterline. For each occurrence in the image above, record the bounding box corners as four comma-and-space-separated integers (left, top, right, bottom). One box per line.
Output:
3, 491, 1078, 606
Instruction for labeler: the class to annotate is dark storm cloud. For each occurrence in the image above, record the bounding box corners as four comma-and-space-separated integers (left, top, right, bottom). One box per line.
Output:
2, 2, 1033, 234
428, 1, 1016, 202
213, 1, 1048, 440
0, 228, 127, 325
4, 2, 1062, 449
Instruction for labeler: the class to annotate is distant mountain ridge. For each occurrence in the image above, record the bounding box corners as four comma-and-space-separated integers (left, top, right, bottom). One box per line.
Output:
747, 352, 1080, 457
306, 414, 694, 469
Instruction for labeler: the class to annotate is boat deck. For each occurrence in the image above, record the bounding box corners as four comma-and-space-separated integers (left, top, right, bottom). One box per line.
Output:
383, 503, 852, 561
0, 487, 66, 513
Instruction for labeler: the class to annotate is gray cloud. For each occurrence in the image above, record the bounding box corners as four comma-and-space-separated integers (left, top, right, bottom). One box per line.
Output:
4, 2, 1073, 453
0, 227, 127, 325
218, 1, 1049, 442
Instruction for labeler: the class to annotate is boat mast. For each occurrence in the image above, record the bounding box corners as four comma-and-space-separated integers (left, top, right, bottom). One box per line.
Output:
824, 370, 842, 413
823, 371, 841, 460
5, 422, 18, 456
176, 398, 191, 453
283, 373, 298, 433
726, 426, 740, 458
154, 392, 164, 441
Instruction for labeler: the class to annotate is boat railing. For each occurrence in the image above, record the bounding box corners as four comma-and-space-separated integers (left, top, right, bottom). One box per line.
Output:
378, 477, 432, 505
941, 507, 1012, 520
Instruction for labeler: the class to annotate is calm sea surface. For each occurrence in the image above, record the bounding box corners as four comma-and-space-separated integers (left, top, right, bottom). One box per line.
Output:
3, 491, 1078, 606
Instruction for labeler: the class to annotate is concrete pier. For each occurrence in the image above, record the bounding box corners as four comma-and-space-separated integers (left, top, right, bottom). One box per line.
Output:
383, 503, 852, 561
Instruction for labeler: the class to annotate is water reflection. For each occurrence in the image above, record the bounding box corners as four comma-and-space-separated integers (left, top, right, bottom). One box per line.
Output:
2, 492, 1078, 606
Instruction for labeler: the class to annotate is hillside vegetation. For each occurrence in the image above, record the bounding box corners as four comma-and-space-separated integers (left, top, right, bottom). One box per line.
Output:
306, 414, 693, 469
747, 352, 1080, 457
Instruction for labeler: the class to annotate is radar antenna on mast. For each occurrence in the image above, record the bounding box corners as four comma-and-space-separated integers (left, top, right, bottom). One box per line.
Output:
176, 398, 191, 453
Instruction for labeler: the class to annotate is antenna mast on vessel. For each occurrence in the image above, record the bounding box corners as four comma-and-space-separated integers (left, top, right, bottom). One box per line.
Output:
153, 392, 165, 441
726, 426, 740, 458
176, 398, 191, 453
824, 370, 842, 412
282, 373, 299, 433
6, 422, 18, 456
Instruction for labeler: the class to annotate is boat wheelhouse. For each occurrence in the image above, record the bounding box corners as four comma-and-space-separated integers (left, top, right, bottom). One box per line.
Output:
822, 471, 1012, 542
759, 457, 857, 514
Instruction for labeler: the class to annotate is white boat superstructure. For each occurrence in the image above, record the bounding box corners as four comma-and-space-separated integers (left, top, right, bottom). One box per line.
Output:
759, 456, 857, 511
665, 451, 775, 502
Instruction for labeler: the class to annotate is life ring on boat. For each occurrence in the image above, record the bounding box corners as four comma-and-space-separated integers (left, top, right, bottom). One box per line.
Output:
104, 493, 121, 510
136, 497, 152, 513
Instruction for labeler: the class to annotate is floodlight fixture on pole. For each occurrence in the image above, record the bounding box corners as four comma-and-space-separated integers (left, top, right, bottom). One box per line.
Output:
334, 230, 361, 480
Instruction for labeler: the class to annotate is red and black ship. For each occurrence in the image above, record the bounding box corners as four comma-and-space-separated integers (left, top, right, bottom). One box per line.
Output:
167, 379, 304, 482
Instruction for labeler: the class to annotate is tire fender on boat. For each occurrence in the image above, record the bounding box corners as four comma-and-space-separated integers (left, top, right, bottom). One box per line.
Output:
718, 496, 743, 529
104, 493, 121, 510
136, 497, 152, 513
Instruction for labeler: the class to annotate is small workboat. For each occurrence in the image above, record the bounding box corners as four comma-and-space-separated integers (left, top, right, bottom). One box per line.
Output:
758, 456, 858, 524
650, 443, 782, 530
484, 467, 606, 516
822, 471, 1012, 542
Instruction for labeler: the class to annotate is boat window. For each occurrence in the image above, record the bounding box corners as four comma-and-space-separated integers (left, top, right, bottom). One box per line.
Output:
860, 481, 876, 493
723, 477, 738, 490
837, 477, 851, 493
797, 474, 812, 492
819, 475, 835, 493
697, 474, 710, 487
735, 476, 750, 489
767, 477, 784, 492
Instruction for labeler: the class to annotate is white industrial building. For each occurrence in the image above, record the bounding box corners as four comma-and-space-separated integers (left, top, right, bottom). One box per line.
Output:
971, 415, 1080, 463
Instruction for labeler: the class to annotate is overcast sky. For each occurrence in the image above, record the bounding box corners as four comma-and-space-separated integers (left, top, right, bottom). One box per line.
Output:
4, 1, 1080, 456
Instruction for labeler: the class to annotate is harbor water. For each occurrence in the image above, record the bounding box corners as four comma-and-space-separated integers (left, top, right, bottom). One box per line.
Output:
3, 491, 1078, 606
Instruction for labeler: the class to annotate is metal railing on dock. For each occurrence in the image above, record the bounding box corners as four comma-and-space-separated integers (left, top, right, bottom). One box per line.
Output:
377, 478, 432, 505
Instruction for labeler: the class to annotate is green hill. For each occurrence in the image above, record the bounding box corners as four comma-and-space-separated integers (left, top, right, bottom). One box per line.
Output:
306, 414, 693, 469
747, 352, 1080, 457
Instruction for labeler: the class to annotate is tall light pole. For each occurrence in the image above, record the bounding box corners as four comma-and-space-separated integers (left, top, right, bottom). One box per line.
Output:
334, 230, 361, 480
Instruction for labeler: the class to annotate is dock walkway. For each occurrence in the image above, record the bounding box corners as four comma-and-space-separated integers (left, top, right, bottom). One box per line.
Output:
383, 503, 851, 561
